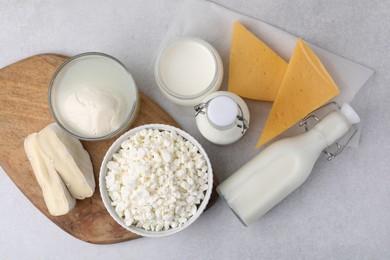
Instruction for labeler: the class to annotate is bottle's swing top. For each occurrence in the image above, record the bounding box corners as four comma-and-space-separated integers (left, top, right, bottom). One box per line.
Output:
299, 102, 361, 160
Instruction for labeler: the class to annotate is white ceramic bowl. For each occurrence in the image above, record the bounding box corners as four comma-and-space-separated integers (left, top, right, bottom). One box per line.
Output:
99, 124, 213, 237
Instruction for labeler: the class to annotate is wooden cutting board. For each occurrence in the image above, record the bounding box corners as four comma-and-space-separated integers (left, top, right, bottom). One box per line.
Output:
0, 54, 218, 244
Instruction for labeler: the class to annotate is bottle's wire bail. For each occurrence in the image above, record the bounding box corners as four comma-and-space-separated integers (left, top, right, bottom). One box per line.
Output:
299, 101, 359, 161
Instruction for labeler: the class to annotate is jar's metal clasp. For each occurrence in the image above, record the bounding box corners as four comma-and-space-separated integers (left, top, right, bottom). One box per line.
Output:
236, 104, 249, 134
299, 101, 359, 161
194, 102, 208, 116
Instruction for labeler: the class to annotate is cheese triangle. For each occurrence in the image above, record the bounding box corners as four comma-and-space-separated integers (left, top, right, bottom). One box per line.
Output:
256, 39, 340, 148
228, 22, 287, 101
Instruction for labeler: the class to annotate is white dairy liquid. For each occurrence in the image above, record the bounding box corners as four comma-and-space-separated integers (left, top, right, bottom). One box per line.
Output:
217, 106, 359, 226
159, 39, 216, 96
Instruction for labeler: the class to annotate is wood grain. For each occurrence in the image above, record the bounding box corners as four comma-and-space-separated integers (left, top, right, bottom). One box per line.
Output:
0, 54, 218, 244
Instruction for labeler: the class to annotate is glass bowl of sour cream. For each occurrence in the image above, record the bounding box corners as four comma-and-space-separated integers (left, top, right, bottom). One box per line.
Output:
49, 52, 139, 141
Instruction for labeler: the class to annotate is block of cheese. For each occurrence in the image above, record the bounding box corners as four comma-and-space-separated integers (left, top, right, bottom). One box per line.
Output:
37, 123, 95, 199
256, 38, 340, 147
228, 22, 288, 101
24, 133, 76, 216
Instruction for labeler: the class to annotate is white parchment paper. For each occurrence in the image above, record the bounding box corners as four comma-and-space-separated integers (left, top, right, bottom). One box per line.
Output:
156, 0, 374, 148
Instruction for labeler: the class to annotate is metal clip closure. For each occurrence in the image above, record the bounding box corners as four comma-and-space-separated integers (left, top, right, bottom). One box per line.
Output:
236, 104, 249, 134
194, 103, 208, 116
299, 101, 358, 161
194, 98, 249, 134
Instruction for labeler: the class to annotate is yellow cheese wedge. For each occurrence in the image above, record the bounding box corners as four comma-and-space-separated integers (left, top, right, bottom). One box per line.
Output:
228, 22, 288, 101
256, 38, 340, 148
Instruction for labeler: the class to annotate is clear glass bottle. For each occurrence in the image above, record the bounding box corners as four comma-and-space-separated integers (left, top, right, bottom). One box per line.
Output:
217, 103, 360, 226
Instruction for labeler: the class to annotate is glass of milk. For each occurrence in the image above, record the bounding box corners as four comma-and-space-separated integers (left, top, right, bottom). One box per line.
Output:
49, 52, 139, 141
154, 37, 223, 106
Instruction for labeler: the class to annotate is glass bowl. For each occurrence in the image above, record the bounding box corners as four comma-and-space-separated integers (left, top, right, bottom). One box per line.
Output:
48, 52, 139, 141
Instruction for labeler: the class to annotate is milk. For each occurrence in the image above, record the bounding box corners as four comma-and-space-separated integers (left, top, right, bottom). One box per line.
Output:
217, 104, 360, 226
159, 39, 216, 96
155, 38, 223, 106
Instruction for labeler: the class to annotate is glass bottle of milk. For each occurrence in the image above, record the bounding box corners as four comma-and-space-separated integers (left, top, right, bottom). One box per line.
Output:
217, 103, 360, 226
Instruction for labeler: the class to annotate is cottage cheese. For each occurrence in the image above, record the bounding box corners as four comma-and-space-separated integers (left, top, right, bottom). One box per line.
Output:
105, 128, 209, 231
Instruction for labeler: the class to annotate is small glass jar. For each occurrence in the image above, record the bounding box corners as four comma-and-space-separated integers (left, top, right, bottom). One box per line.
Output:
154, 37, 223, 106
194, 91, 250, 145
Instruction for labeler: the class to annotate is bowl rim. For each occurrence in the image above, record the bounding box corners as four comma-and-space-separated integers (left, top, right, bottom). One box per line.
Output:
48, 52, 139, 141
99, 123, 213, 237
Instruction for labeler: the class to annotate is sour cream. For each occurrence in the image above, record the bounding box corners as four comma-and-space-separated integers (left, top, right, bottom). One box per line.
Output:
62, 86, 124, 137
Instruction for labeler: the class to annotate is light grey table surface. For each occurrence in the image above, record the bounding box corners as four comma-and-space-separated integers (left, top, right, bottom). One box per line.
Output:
1, 0, 389, 259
